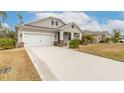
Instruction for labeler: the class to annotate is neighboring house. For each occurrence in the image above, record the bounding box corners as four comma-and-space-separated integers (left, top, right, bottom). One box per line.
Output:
83, 30, 110, 43
17, 17, 82, 47
119, 35, 124, 43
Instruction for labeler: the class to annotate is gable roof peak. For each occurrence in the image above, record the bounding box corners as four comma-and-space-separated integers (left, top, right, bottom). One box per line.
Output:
25, 16, 66, 25
59, 22, 82, 32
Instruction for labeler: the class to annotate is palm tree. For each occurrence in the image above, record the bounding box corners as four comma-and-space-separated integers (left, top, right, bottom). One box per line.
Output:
17, 13, 24, 25
0, 11, 7, 32
7, 30, 17, 40
111, 29, 121, 43
0, 22, 2, 29
0, 11, 7, 23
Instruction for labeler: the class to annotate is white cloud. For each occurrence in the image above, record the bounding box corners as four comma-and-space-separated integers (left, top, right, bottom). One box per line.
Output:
107, 19, 124, 29
34, 11, 91, 25
30, 12, 124, 33
82, 20, 103, 31
102, 20, 124, 34
3, 23, 10, 29
0, 23, 10, 31
32, 11, 103, 31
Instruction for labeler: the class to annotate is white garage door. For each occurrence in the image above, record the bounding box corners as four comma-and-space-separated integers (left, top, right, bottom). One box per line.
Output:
24, 33, 54, 47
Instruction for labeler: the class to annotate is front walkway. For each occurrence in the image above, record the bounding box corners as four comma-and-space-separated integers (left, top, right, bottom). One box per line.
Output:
26, 46, 124, 80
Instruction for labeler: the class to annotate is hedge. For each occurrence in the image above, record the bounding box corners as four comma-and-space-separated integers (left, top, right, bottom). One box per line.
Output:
0, 38, 16, 50
69, 39, 79, 48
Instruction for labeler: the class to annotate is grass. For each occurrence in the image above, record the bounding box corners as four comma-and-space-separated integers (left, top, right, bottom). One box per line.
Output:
0, 48, 41, 81
79, 43, 124, 62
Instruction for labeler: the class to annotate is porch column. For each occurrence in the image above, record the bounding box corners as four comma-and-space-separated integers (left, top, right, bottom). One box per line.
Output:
71, 32, 74, 40
79, 33, 82, 40
60, 31, 64, 46
60, 31, 63, 40
18, 29, 24, 48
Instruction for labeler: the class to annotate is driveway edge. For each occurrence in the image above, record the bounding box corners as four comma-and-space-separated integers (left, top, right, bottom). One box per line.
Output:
25, 47, 58, 81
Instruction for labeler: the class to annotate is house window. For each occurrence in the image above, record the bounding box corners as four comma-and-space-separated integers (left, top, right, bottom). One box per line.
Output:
56, 21, 58, 26
72, 25, 74, 29
51, 20, 54, 25
20, 34, 22, 37
54, 34, 56, 38
74, 33, 79, 39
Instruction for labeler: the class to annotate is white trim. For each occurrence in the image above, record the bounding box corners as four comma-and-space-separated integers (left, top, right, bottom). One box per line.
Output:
23, 31, 54, 42
60, 31, 63, 40
22, 31, 54, 47
79, 33, 82, 40
60, 22, 82, 32
25, 17, 66, 25
71, 32, 74, 40
19, 25, 58, 32
23, 31, 54, 35
22, 32, 24, 42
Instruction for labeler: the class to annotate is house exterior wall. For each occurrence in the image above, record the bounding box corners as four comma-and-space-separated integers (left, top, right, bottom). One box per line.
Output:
101, 35, 106, 41
61, 24, 82, 41
29, 18, 65, 28
54, 32, 59, 42
96, 35, 101, 43
17, 27, 55, 47
17, 17, 84, 47
61, 24, 81, 33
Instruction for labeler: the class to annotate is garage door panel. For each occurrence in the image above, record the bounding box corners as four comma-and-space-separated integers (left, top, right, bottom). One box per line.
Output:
24, 33, 54, 47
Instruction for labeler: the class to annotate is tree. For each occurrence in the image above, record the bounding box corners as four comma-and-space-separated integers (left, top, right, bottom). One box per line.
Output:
111, 29, 121, 43
0, 22, 2, 29
105, 37, 111, 43
0, 28, 17, 40
0, 11, 7, 23
17, 13, 24, 25
0, 11, 7, 32
7, 30, 17, 40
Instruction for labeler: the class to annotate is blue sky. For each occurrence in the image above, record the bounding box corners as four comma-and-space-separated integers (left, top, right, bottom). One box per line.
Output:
1, 11, 124, 33
5, 11, 35, 27
85, 11, 124, 23
5, 11, 124, 26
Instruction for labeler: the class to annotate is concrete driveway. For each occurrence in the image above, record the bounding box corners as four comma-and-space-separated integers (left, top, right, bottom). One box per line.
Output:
26, 46, 124, 81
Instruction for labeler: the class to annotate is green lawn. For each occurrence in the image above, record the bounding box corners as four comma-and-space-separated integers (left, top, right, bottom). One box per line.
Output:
79, 44, 124, 62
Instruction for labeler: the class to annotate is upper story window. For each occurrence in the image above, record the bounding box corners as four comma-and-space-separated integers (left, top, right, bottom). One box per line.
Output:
72, 25, 74, 29
56, 21, 58, 26
20, 33, 22, 37
51, 20, 54, 25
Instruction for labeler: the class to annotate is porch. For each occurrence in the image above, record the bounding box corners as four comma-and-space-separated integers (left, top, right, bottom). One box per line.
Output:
54, 31, 82, 46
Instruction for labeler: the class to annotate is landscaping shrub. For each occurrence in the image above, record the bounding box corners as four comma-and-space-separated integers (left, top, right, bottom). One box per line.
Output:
99, 38, 111, 43
83, 41, 88, 45
84, 35, 95, 43
54, 41, 58, 46
105, 37, 111, 43
99, 40, 106, 43
69, 39, 79, 48
82, 35, 95, 45
0, 38, 16, 50
79, 40, 83, 44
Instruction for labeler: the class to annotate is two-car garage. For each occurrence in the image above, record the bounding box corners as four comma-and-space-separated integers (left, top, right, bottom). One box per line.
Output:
23, 32, 54, 47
